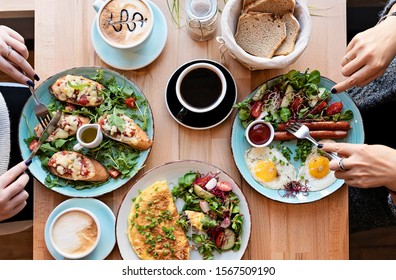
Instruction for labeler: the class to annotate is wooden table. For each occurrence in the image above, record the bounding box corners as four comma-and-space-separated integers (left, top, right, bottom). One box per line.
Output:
30, 0, 348, 259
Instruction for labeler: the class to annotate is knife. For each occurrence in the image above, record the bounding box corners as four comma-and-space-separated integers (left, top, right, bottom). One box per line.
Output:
25, 109, 62, 164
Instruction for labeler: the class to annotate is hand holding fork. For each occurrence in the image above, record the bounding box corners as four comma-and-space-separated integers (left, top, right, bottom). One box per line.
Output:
286, 122, 347, 170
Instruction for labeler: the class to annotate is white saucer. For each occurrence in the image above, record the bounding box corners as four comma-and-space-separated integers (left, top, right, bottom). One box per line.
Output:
91, 1, 167, 70
44, 198, 116, 260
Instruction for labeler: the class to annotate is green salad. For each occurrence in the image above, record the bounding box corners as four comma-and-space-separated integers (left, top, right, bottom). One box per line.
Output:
234, 69, 354, 129
172, 171, 244, 260
24, 69, 151, 190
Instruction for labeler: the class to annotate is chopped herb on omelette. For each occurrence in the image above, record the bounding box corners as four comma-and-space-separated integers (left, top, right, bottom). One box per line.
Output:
128, 180, 190, 260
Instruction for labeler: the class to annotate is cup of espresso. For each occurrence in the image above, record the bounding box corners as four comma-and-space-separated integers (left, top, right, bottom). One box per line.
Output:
49, 207, 101, 259
73, 124, 103, 151
93, 0, 154, 51
175, 63, 227, 114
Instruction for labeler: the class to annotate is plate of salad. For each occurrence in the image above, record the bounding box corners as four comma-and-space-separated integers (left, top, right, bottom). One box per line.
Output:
116, 160, 251, 260
232, 69, 364, 203
18, 66, 154, 197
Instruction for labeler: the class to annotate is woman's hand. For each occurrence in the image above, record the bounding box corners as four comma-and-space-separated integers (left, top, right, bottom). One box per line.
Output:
0, 25, 38, 85
321, 142, 396, 192
0, 161, 30, 222
331, 16, 396, 93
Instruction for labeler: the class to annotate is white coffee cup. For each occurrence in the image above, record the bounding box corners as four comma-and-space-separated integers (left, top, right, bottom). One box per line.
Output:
93, 0, 154, 51
49, 207, 101, 259
73, 124, 103, 151
176, 63, 227, 114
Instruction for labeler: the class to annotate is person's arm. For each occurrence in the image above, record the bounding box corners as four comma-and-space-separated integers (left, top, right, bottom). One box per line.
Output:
0, 25, 39, 85
331, 1, 396, 93
0, 161, 30, 222
321, 142, 396, 192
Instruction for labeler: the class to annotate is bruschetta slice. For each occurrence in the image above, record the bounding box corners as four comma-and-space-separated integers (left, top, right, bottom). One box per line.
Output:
98, 113, 153, 150
34, 113, 90, 142
49, 74, 105, 107
48, 151, 109, 182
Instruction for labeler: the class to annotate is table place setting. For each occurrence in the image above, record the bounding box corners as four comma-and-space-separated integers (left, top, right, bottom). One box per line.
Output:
16, 0, 352, 260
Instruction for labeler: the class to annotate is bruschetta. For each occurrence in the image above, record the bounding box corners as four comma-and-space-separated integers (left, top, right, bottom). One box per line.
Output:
49, 74, 105, 107
34, 113, 90, 142
48, 151, 109, 182
98, 113, 153, 150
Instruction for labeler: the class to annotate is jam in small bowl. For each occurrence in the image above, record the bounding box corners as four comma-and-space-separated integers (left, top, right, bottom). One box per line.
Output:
245, 120, 274, 148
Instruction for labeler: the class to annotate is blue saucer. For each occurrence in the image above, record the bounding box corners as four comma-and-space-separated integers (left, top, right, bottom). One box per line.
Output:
91, 0, 167, 70
44, 198, 116, 260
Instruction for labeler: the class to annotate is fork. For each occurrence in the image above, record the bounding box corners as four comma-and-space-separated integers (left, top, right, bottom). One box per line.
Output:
28, 86, 52, 129
286, 122, 342, 161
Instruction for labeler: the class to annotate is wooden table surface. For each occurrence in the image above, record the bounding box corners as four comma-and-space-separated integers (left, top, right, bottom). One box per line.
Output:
30, 0, 348, 260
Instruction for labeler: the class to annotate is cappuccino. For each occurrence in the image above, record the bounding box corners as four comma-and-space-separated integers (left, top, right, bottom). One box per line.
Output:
51, 209, 99, 258
98, 0, 153, 49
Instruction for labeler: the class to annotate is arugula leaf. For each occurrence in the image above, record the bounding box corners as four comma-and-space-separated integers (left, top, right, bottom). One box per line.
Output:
67, 81, 91, 91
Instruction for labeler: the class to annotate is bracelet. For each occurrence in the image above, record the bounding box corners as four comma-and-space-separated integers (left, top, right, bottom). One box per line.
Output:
377, 11, 396, 25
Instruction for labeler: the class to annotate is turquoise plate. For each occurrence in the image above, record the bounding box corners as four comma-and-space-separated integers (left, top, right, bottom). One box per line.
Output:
231, 76, 364, 204
91, 0, 167, 70
44, 198, 115, 260
18, 66, 154, 197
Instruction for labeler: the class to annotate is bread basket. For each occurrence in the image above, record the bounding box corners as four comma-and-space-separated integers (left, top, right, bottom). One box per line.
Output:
218, 0, 312, 70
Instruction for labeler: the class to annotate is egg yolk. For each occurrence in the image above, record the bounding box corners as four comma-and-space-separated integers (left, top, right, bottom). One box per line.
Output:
254, 160, 277, 182
308, 156, 330, 179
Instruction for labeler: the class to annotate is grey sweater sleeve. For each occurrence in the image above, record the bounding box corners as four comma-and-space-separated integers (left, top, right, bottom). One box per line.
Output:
380, 0, 396, 17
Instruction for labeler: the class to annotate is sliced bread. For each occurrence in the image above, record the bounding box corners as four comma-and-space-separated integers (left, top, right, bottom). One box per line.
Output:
274, 13, 300, 55
235, 12, 286, 58
245, 0, 296, 15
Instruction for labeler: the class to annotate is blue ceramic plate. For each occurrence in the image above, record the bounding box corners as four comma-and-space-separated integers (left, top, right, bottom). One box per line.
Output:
116, 160, 251, 260
18, 66, 154, 197
231, 76, 364, 204
44, 198, 115, 260
91, 0, 167, 70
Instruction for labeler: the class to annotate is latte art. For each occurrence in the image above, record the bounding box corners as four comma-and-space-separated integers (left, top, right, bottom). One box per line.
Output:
99, 0, 153, 48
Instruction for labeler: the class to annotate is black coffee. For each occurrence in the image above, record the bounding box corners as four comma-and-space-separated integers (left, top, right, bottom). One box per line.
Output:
180, 67, 223, 109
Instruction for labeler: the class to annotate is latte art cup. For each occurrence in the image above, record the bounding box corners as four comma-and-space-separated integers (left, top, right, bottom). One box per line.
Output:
49, 207, 101, 259
176, 63, 227, 113
93, 0, 154, 51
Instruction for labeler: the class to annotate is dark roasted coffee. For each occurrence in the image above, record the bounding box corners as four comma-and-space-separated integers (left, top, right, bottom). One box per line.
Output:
179, 67, 223, 109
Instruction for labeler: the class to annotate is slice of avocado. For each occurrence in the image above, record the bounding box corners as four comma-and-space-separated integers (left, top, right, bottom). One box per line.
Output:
193, 184, 214, 199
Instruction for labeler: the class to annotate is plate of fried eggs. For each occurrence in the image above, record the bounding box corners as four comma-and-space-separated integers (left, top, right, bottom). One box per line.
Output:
231, 76, 364, 204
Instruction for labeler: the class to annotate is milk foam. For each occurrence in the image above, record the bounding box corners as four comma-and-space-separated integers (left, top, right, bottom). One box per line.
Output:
51, 210, 98, 256
99, 0, 153, 48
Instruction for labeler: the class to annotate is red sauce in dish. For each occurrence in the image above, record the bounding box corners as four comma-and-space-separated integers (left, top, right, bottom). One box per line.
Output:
248, 123, 271, 145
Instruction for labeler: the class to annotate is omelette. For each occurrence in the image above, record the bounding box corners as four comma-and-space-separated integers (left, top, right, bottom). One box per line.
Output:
127, 180, 190, 260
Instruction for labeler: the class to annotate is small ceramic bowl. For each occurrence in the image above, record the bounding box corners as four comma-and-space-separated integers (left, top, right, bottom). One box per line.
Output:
245, 120, 275, 148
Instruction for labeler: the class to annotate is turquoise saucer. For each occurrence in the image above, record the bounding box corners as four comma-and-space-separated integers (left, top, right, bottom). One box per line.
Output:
44, 198, 116, 260
91, 1, 167, 70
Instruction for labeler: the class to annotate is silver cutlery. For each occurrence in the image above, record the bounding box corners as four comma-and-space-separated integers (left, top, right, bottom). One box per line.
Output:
28, 85, 52, 129
25, 110, 62, 163
286, 121, 342, 161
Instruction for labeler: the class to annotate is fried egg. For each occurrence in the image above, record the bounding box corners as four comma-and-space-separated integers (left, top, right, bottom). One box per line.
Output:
245, 146, 296, 190
297, 139, 337, 191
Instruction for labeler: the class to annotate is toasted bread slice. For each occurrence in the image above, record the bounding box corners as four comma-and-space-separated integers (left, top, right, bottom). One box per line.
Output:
245, 0, 295, 15
235, 12, 286, 58
34, 113, 90, 142
48, 151, 109, 182
98, 113, 153, 150
274, 13, 300, 56
49, 74, 105, 107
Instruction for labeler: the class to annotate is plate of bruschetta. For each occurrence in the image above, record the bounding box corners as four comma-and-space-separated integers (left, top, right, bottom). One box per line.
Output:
18, 66, 154, 197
